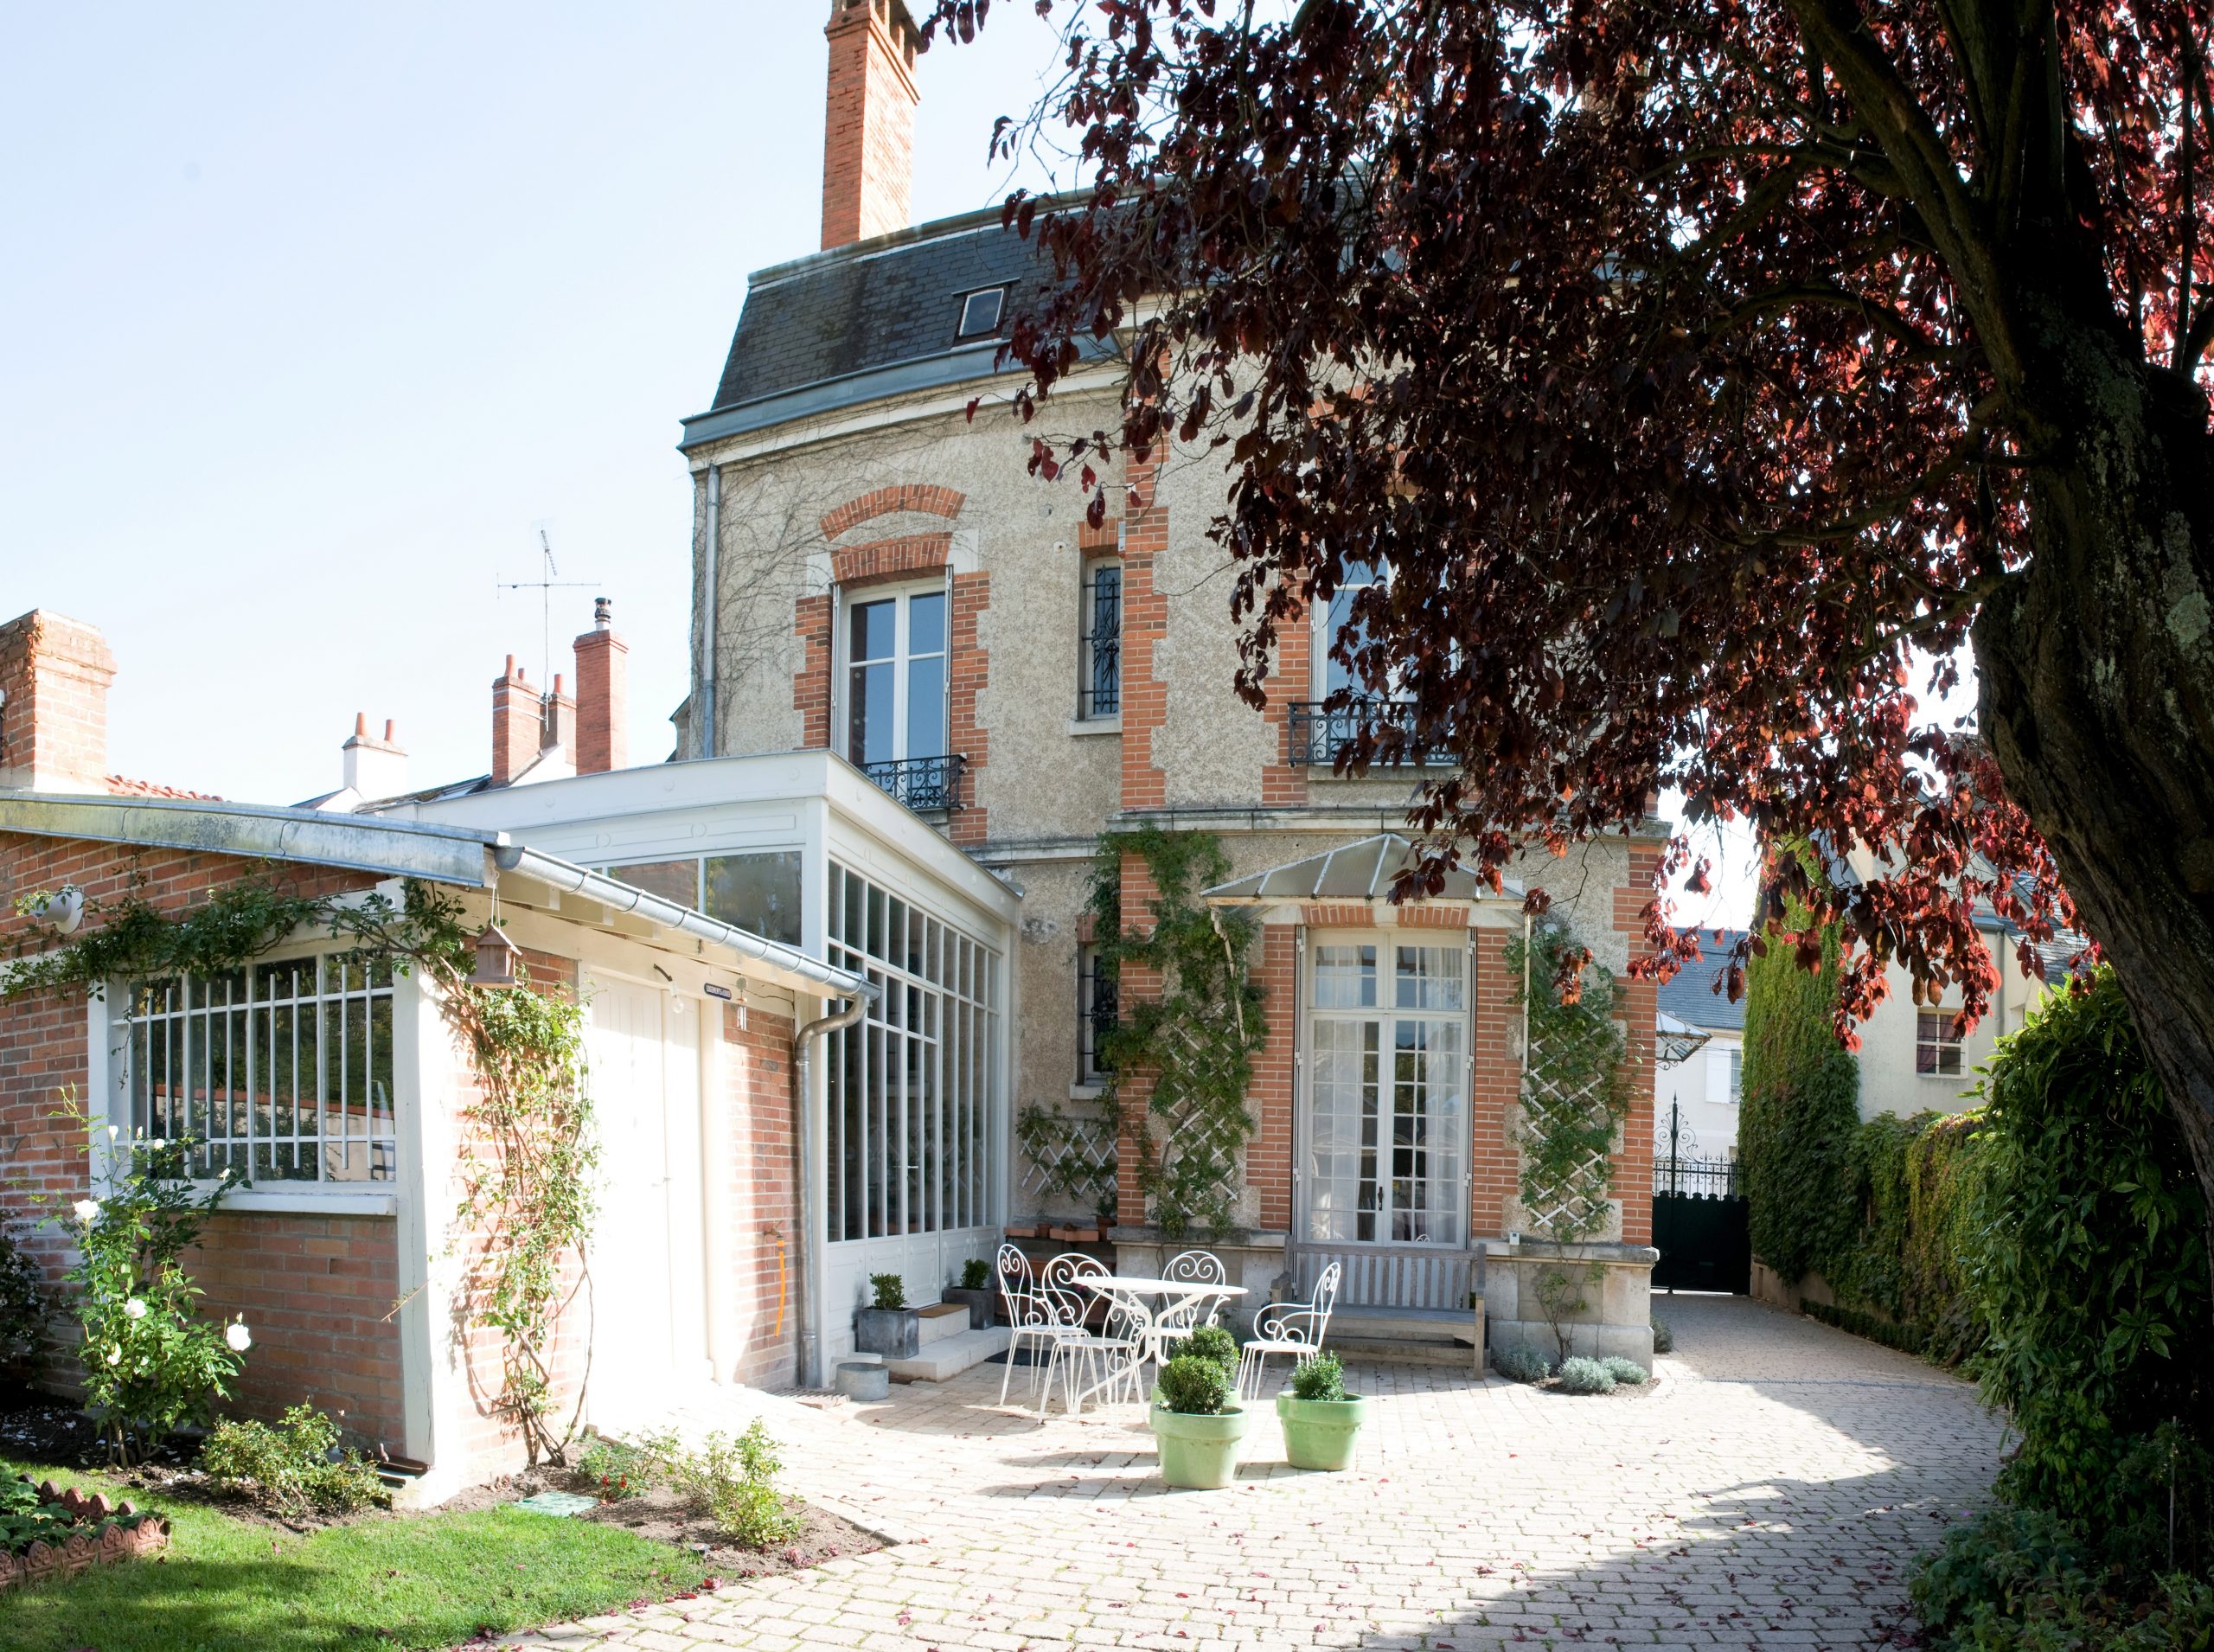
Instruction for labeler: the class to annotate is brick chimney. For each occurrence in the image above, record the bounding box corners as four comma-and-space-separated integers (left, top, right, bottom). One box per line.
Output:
341, 714, 409, 801
0, 609, 118, 792
821, 0, 922, 250
541, 673, 577, 757
491, 656, 541, 786
573, 599, 628, 776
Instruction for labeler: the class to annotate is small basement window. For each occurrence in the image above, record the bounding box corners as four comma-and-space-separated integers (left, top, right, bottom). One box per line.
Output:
955, 286, 1007, 340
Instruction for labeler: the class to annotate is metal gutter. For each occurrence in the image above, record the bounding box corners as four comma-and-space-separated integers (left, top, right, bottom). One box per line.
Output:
494, 842, 873, 1002
0, 792, 494, 886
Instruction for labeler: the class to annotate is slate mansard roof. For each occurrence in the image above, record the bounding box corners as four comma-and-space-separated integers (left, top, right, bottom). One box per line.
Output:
1655, 928, 1750, 1033
678, 203, 1085, 453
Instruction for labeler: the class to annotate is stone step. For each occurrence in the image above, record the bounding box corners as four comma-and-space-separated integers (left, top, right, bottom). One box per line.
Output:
915, 1302, 972, 1346
886, 1325, 1011, 1383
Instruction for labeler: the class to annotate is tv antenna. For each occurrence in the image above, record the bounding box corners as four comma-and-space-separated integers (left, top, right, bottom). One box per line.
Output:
496, 528, 598, 687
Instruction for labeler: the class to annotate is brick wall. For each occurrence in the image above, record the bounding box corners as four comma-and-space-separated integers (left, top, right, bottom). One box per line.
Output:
831, 533, 949, 589
1610, 842, 1664, 1245
1117, 458, 1170, 811
1261, 594, 1310, 807
948, 571, 989, 846
1469, 926, 1523, 1236
820, 484, 964, 541
1112, 851, 1162, 1224
793, 594, 833, 751
1246, 925, 1297, 1230
723, 1006, 798, 1387
0, 834, 399, 1435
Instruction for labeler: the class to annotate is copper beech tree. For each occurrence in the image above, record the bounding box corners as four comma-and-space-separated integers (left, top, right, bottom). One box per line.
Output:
920, 0, 2214, 1196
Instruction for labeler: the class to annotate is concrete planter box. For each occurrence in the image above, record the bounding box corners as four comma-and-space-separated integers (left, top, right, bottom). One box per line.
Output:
854, 1306, 920, 1359
943, 1284, 996, 1329
1149, 1403, 1251, 1489
1275, 1392, 1370, 1472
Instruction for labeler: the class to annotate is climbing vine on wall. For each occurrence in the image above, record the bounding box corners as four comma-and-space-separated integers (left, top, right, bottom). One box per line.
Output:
6, 875, 598, 1464
1084, 826, 1265, 1239
1507, 924, 1635, 1361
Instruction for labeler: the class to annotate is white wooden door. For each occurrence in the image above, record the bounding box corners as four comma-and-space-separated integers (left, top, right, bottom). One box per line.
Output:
585, 976, 705, 1418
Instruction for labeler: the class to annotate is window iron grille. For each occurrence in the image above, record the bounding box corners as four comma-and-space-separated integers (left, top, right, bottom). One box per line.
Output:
1078, 946, 1117, 1081
862, 752, 965, 813
1078, 563, 1122, 719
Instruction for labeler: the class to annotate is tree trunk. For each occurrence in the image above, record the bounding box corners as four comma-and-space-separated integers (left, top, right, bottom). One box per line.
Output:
1974, 305, 2214, 1217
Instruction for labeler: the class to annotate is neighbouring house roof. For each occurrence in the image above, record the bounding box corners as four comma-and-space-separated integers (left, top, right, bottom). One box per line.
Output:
679, 202, 1110, 452
106, 775, 223, 801
0, 791, 868, 1001
1655, 929, 1749, 1033
1202, 834, 1526, 906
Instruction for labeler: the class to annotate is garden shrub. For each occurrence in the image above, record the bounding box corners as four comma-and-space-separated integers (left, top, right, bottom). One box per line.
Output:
1156, 1354, 1231, 1415
1491, 1344, 1550, 1385
1966, 969, 2211, 1574
1555, 1356, 1616, 1395
0, 1212, 49, 1371
201, 1402, 390, 1517
573, 1431, 651, 1502
1170, 1323, 1238, 1380
637, 1420, 801, 1550
1599, 1356, 1647, 1385
1649, 1316, 1674, 1354
53, 1124, 249, 1466
959, 1258, 991, 1290
1289, 1354, 1346, 1401
1914, 1503, 2214, 1651
868, 1273, 905, 1310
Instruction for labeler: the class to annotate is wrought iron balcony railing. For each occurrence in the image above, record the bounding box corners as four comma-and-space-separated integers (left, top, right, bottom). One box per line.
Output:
861, 752, 966, 813
1287, 699, 1456, 768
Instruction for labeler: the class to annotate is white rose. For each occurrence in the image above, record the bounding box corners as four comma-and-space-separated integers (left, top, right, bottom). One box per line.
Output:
225, 1321, 252, 1353
72, 1199, 99, 1224
106, 1345, 121, 1366
124, 1298, 146, 1320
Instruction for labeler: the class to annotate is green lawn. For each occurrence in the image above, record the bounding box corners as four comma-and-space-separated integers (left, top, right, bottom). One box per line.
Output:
0, 1456, 706, 1652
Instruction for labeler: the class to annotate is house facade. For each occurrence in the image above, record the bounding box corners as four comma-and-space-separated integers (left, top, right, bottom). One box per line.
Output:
1654, 930, 1748, 1164
664, 0, 1670, 1366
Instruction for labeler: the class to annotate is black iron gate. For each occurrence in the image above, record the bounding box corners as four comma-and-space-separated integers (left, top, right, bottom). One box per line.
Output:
1651, 1107, 1750, 1293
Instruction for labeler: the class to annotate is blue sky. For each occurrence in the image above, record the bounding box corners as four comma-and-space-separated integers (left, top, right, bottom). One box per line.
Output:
2, 2, 1066, 804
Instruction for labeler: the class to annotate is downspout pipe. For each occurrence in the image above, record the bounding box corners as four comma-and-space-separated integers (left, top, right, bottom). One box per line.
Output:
794, 989, 875, 1388
700, 465, 720, 758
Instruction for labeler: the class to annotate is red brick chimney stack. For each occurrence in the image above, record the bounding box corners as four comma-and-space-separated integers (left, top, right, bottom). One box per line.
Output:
542, 672, 578, 758
573, 599, 628, 776
0, 609, 118, 792
821, 0, 923, 251
491, 655, 540, 786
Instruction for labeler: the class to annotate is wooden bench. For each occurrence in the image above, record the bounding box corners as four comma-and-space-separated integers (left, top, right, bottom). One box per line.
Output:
1288, 1241, 1488, 1367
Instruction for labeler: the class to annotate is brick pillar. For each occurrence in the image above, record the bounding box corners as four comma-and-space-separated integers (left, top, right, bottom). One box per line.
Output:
490, 656, 539, 787
793, 595, 833, 750
1246, 924, 1298, 1232
1611, 842, 1664, 1245
948, 571, 990, 845
821, 0, 920, 250
1117, 456, 1170, 811
1470, 925, 1521, 1237
0, 609, 118, 792
573, 599, 628, 775
1261, 589, 1310, 805
1113, 851, 1162, 1227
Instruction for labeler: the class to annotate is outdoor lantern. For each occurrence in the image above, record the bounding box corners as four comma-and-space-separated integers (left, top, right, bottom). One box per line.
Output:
469, 923, 521, 988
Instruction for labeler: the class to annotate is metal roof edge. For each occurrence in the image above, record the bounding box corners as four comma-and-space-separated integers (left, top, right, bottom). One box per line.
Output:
0, 792, 496, 887
679, 345, 1015, 450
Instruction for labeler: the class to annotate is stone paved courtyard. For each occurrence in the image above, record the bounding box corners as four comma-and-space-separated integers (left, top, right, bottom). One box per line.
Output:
505, 1296, 2001, 1650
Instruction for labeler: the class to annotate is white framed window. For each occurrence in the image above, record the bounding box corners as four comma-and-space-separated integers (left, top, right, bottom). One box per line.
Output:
844, 586, 948, 770
1728, 1047, 1743, 1103
115, 954, 397, 1185
600, 851, 804, 948
1312, 558, 1386, 701
824, 862, 1001, 1242
1078, 560, 1122, 720
1916, 1009, 1964, 1077
1302, 937, 1468, 1245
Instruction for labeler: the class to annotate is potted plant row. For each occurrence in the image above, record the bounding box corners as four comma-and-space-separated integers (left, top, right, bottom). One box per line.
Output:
1149, 1326, 1250, 1489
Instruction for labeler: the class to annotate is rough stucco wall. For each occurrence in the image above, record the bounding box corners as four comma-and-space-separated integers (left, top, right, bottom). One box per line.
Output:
1853, 952, 2038, 1122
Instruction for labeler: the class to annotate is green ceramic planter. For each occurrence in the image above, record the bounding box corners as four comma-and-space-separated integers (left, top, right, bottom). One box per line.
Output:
1276, 1392, 1370, 1471
1149, 1402, 1252, 1489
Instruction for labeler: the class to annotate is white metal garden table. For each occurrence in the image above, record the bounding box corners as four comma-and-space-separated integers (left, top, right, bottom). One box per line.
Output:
1073, 1275, 1247, 1405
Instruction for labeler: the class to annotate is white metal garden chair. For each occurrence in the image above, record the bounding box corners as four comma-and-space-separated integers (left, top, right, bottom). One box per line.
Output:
1236, 1260, 1341, 1399
1036, 1252, 1142, 1418
1149, 1248, 1232, 1356
995, 1242, 1079, 1407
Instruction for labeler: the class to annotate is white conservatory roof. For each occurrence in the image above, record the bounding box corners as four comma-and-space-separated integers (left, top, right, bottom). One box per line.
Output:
1201, 834, 1526, 906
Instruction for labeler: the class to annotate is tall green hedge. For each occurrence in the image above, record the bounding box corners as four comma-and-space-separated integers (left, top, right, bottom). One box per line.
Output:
1738, 893, 1863, 1284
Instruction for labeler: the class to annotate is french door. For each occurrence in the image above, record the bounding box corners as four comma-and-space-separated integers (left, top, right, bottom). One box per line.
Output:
1299, 936, 1469, 1246
845, 586, 948, 767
